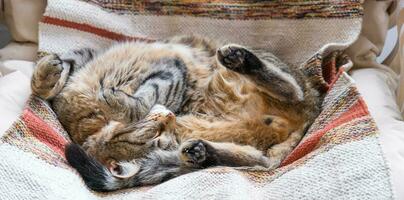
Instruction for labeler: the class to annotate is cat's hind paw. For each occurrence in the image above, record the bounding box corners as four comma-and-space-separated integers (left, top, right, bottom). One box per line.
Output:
217, 44, 262, 74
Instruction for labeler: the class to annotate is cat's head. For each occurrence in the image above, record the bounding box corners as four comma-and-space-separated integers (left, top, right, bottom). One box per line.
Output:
82, 105, 178, 173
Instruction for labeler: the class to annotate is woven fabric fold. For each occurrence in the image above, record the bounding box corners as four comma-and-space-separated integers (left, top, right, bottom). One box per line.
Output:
0, 1, 394, 199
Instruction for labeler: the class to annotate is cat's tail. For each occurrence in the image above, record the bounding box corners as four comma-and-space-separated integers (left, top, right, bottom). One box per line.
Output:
65, 143, 137, 191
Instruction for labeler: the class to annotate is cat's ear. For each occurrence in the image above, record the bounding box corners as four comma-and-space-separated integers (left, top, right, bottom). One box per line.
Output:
108, 160, 140, 179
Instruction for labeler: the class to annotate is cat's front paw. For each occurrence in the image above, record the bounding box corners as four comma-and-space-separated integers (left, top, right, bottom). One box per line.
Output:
31, 54, 67, 99
180, 139, 207, 167
34, 54, 64, 87
217, 44, 261, 74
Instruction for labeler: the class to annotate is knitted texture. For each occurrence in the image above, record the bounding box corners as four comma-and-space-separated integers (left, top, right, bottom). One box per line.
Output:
0, 0, 394, 199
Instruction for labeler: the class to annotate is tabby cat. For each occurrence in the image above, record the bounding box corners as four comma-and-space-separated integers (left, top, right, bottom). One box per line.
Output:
31, 35, 321, 191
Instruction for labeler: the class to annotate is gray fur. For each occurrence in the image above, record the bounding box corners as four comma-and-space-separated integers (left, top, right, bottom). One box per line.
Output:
35, 38, 321, 191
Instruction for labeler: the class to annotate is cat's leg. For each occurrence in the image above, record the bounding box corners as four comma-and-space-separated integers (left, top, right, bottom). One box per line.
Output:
31, 48, 97, 100
66, 138, 268, 191
115, 139, 269, 187
217, 46, 314, 168
31, 54, 67, 100
216, 44, 304, 103
176, 114, 292, 151
179, 139, 270, 168
266, 129, 304, 169
67, 130, 269, 190
176, 114, 294, 169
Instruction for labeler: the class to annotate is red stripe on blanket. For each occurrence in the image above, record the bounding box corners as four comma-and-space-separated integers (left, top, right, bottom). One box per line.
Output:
280, 98, 369, 166
21, 109, 68, 158
41, 16, 154, 42
327, 67, 345, 89
321, 56, 345, 92
322, 57, 338, 86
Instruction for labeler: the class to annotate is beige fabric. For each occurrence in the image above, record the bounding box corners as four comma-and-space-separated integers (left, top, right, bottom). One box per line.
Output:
0, 60, 34, 78
346, 0, 404, 116
0, 1, 398, 198
0, 42, 38, 61
0, 60, 34, 136
0, 0, 4, 23
351, 68, 404, 200
346, 0, 397, 74
2, 0, 46, 43
0, 0, 45, 61
396, 2, 404, 115
347, 2, 404, 196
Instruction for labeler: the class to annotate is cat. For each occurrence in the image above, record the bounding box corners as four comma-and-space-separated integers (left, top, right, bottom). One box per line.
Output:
31, 35, 322, 191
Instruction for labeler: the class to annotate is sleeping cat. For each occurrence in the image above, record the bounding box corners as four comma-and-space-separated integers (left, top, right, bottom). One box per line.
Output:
31, 35, 322, 191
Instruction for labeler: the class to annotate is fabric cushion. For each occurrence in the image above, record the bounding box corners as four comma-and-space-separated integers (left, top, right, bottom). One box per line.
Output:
344, 0, 404, 117
0, 42, 38, 61
2, 0, 46, 43
0, 60, 34, 79
39, 0, 363, 67
345, 0, 397, 73
1, 53, 394, 199
351, 68, 404, 200
0, 60, 34, 136
0, 1, 395, 199
395, 3, 404, 116
1, 62, 401, 199
0, 71, 31, 136
0, 0, 44, 61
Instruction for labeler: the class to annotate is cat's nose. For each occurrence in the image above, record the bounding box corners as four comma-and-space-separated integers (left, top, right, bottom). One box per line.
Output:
165, 112, 175, 123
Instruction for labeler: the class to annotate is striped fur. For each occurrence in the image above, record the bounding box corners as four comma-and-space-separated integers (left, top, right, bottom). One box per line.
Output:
31, 35, 322, 191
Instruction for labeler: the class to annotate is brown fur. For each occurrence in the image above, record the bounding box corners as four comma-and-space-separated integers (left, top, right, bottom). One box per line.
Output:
32, 35, 321, 185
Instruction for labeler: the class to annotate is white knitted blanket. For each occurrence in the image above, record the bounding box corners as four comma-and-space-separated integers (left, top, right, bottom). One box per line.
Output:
0, 0, 394, 199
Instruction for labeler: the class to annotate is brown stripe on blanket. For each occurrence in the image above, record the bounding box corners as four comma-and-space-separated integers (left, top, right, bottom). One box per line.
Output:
83, 0, 363, 20
42, 16, 155, 42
